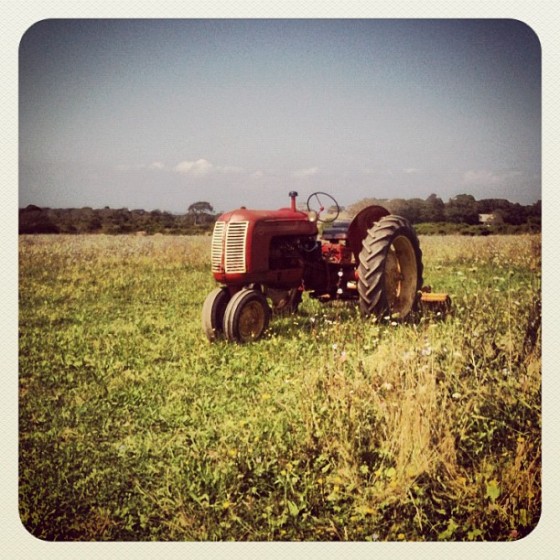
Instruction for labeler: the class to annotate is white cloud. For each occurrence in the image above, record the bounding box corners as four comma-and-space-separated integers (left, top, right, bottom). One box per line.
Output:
174, 159, 214, 176
148, 161, 165, 170
294, 166, 319, 178
403, 167, 420, 174
173, 159, 245, 176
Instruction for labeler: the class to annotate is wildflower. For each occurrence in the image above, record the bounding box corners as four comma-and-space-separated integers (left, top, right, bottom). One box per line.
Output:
452, 392, 461, 400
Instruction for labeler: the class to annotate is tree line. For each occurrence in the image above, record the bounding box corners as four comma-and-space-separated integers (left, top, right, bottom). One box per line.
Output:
348, 193, 540, 226
19, 202, 218, 235
19, 194, 540, 235
346, 194, 541, 235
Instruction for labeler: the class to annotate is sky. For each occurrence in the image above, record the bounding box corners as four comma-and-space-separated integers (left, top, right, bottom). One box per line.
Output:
19, 18, 541, 213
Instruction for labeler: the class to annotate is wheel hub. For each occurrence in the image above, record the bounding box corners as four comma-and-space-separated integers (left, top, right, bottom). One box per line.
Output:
238, 301, 266, 340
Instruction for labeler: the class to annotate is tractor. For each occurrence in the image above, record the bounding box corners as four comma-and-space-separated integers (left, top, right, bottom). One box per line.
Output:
202, 191, 449, 343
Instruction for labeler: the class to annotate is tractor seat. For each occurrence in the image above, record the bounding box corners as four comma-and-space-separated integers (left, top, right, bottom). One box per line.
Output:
321, 220, 351, 241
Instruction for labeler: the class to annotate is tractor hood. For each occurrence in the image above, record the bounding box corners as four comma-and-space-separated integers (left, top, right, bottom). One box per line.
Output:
217, 206, 314, 225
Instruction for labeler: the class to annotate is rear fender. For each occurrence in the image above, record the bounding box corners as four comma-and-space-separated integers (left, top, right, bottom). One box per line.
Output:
347, 205, 390, 262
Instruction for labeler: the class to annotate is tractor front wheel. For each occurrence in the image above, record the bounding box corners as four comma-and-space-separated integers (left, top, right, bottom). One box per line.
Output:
358, 215, 423, 320
223, 288, 271, 343
202, 287, 231, 341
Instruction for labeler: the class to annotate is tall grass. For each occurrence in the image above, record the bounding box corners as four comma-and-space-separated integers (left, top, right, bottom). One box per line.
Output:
18, 234, 541, 541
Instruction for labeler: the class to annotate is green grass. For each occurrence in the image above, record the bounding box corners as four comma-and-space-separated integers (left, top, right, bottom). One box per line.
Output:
19, 234, 541, 541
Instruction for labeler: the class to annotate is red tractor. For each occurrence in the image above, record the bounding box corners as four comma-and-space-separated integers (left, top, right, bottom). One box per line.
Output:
202, 191, 446, 343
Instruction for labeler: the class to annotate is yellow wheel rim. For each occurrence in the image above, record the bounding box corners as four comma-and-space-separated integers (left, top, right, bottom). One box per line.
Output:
384, 235, 417, 317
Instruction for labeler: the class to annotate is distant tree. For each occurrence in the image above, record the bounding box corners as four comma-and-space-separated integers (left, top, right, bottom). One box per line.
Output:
187, 201, 215, 225
68, 207, 100, 233
502, 202, 528, 226
422, 193, 446, 222
385, 198, 424, 224
346, 198, 389, 217
404, 198, 425, 224
526, 200, 541, 228
445, 194, 479, 225
476, 198, 512, 214
384, 198, 404, 219
23, 204, 41, 212
19, 206, 59, 233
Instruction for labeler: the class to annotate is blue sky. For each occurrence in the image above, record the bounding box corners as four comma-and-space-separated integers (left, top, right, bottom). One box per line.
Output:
19, 19, 541, 213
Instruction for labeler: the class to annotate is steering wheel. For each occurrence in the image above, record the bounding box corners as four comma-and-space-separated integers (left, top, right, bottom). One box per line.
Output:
306, 192, 340, 223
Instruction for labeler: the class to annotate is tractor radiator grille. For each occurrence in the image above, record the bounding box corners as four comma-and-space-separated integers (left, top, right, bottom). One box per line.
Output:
211, 221, 226, 272
211, 220, 249, 274
224, 221, 249, 273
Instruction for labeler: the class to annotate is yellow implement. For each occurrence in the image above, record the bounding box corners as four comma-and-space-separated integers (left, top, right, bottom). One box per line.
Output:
419, 291, 452, 316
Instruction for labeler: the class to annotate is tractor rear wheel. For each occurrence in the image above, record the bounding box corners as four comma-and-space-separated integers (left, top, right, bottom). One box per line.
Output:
358, 215, 423, 320
223, 288, 271, 343
202, 287, 231, 341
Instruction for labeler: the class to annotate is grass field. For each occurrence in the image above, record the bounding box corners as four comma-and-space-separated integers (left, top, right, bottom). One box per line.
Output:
18, 233, 541, 541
